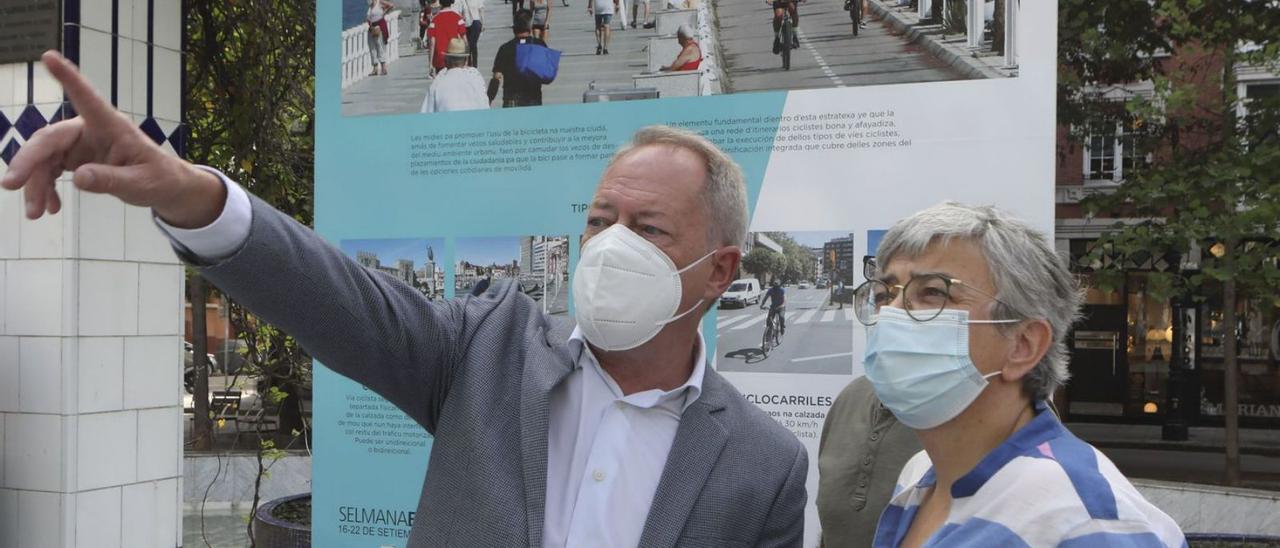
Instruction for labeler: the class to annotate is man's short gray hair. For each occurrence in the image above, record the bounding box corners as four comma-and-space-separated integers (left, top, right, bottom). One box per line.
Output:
876, 202, 1083, 401
608, 125, 748, 248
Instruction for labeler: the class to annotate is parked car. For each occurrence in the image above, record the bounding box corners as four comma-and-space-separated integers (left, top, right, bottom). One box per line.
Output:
184, 341, 219, 394
719, 278, 762, 308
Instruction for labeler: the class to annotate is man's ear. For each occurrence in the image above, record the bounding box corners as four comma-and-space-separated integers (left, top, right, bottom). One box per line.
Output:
703, 245, 742, 302
1001, 319, 1053, 381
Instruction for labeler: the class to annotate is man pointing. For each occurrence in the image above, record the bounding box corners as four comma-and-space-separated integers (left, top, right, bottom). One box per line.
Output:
3, 52, 807, 547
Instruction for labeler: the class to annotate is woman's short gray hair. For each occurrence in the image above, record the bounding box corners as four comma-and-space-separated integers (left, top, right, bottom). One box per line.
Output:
608, 125, 748, 248
677, 24, 695, 40
876, 202, 1083, 401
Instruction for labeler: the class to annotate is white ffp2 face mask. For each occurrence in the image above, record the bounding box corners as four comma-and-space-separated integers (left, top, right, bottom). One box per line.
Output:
572, 224, 716, 351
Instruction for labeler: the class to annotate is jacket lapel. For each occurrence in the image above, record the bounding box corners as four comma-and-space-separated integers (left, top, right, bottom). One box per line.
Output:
521, 323, 576, 547
636, 369, 731, 548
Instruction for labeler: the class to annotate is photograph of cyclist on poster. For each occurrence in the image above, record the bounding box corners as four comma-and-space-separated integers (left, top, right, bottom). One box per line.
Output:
717, 231, 855, 375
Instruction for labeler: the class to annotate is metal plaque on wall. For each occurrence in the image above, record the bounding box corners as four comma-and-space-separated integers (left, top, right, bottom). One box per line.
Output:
0, 0, 62, 65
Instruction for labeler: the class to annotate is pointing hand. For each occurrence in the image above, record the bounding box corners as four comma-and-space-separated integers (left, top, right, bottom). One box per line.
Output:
0, 51, 225, 228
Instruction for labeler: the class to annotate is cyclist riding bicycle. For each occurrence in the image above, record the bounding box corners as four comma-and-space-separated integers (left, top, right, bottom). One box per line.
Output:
761, 279, 786, 336
766, 0, 801, 54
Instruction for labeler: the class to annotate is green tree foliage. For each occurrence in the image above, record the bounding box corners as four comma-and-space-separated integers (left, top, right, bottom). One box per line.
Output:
742, 246, 785, 282
1061, 0, 1280, 485
185, 0, 318, 540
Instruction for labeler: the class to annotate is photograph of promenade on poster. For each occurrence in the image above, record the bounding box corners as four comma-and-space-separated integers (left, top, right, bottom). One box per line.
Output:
341, 0, 1020, 116
341, 238, 448, 302
456, 235, 570, 314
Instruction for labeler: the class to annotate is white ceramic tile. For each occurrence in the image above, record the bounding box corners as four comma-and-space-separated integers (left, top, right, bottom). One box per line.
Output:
9, 64, 28, 108
115, 37, 135, 115
136, 408, 179, 481
153, 1, 181, 50
0, 65, 14, 105
16, 490, 64, 548
4, 413, 64, 491
4, 260, 64, 336
77, 27, 114, 103
77, 261, 139, 337
18, 337, 62, 414
30, 62, 61, 105
18, 201, 65, 259
0, 185, 19, 259
77, 190, 126, 261
80, 0, 114, 34
152, 48, 180, 122
130, 40, 148, 120
122, 479, 178, 548
128, 0, 150, 43
75, 487, 122, 548
76, 411, 137, 491
124, 205, 178, 264
137, 264, 180, 336
0, 488, 16, 548
122, 336, 179, 410
0, 338, 16, 412
117, 0, 136, 41
77, 338, 124, 414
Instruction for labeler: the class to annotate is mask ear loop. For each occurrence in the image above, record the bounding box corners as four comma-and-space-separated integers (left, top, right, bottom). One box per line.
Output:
656, 249, 720, 327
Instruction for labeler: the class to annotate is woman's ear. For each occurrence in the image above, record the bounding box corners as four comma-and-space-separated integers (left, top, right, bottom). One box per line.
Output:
1002, 319, 1052, 381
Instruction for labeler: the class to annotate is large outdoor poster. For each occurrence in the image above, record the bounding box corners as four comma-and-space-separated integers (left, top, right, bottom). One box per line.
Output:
315, 0, 1056, 545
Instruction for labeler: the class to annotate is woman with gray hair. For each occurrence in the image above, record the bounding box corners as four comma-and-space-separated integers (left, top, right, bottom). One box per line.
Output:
661, 24, 702, 72
847, 202, 1184, 546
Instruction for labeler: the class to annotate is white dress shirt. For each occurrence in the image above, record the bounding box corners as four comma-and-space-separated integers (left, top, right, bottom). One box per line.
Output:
543, 327, 704, 548
421, 67, 491, 113
154, 170, 707, 548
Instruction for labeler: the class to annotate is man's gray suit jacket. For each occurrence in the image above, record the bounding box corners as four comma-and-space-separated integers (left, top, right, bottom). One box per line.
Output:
192, 195, 808, 547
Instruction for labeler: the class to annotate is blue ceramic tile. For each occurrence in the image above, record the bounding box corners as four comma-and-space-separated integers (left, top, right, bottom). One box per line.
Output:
139, 117, 166, 145
15, 105, 47, 140
0, 139, 20, 165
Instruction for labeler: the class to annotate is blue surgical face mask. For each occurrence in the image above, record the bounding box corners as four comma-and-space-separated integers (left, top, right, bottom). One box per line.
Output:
863, 306, 1018, 430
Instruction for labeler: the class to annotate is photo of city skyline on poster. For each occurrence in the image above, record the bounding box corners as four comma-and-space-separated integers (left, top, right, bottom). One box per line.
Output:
455, 235, 570, 314
340, 0, 1019, 116
340, 238, 448, 301
716, 231, 855, 376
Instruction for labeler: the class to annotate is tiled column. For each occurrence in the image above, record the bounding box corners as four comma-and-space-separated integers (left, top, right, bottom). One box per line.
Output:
0, 1, 186, 547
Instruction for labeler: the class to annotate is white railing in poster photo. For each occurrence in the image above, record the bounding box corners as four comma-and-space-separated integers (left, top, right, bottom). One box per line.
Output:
915, 0, 1017, 67
342, 10, 403, 89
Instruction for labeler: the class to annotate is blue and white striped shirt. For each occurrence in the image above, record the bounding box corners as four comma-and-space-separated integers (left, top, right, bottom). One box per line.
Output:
874, 402, 1186, 547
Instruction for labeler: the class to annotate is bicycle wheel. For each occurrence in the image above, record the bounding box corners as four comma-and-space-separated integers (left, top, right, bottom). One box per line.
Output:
761, 318, 775, 354
780, 23, 792, 70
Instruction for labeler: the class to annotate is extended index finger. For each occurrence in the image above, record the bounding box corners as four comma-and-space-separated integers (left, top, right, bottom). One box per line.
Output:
40, 50, 121, 127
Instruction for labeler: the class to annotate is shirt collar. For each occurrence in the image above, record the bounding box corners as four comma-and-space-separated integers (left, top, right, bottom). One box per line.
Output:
567, 327, 706, 411
947, 400, 1066, 498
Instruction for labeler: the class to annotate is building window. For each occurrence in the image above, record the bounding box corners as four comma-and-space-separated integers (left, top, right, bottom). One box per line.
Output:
1084, 124, 1149, 183
1086, 134, 1117, 181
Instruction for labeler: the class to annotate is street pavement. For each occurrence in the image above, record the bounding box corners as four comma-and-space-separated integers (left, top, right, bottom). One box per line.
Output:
716, 287, 854, 375
343, 4, 664, 116
713, 0, 966, 93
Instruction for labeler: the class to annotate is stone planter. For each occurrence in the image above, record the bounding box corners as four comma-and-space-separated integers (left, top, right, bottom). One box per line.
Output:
252, 493, 311, 548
